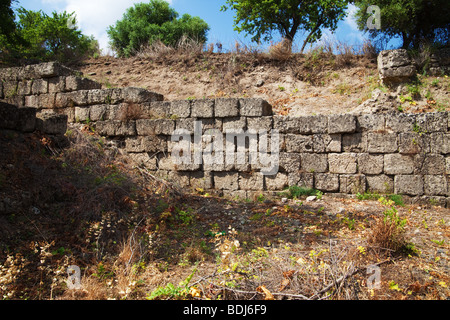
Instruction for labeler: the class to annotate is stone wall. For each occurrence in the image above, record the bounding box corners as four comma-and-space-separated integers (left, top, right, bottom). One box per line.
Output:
1, 61, 449, 206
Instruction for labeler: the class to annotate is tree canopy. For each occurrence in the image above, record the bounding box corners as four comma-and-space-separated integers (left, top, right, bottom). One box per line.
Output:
354, 0, 450, 49
221, 0, 349, 53
107, 0, 210, 57
1, 5, 99, 64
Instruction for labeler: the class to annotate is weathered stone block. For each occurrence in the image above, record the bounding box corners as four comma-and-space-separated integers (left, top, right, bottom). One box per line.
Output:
415, 154, 445, 175
170, 100, 191, 118
340, 174, 366, 194
158, 156, 200, 172
31, 79, 48, 94
279, 153, 301, 172
342, 133, 367, 153
36, 113, 67, 135
247, 116, 273, 132
265, 173, 289, 190
329, 153, 358, 174
65, 76, 101, 91
74, 107, 90, 122
273, 115, 327, 134
89, 105, 108, 121
378, 49, 416, 84
366, 175, 394, 193
215, 98, 239, 117
125, 136, 167, 153
239, 98, 272, 117
446, 156, 450, 174
367, 132, 398, 153
17, 80, 33, 95
424, 175, 448, 196
96, 120, 136, 137
136, 119, 175, 136
312, 134, 341, 153
328, 114, 356, 134
285, 134, 313, 153
398, 133, 430, 154
301, 153, 328, 173
166, 171, 190, 188
48, 76, 66, 93
288, 172, 314, 189
356, 114, 385, 132
191, 99, 214, 118
223, 117, 246, 131
415, 112, 447, 133
315, 173, 339, 192
395, 175, 424, 196
384, 154, 415, 175
54, 91, 89, 107
429, 132, 450, 154
0, 103, 36, 132
358, 153, 384, 174
214, 172, 239, 191
385, 113, 416, 133
190, 171, 213, 190
239, 172, 264, 191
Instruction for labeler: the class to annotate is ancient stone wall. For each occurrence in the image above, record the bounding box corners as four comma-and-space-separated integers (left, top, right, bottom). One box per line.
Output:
1, 61, 449, 206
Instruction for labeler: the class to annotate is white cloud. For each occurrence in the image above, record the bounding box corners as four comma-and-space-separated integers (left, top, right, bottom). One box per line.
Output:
53, 0, 172, 52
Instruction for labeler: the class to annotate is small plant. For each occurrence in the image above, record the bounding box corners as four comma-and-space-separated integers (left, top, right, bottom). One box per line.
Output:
147, 267, 197, 300
278, 85, 285, 91
431, 239, 445, 246
279, 185, 321, 199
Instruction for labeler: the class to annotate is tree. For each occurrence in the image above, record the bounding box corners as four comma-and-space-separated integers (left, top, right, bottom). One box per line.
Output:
221, 0, 349, 53
353, 0, 450, 49
1, 6, 99, 64
107, 0, 210, 57
15, 8, 99, 62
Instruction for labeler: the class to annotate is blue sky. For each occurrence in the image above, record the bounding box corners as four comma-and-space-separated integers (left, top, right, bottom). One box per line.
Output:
15, 0, 390, 54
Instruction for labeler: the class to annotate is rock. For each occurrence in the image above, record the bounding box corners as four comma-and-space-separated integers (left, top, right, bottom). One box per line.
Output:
378, 49, 417, 85
255, 79, 265, 87
281, 197, 288, 203
306, 196, 317, 202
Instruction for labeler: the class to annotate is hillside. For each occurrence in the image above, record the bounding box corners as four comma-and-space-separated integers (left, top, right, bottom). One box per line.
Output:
75, 51, 449, 116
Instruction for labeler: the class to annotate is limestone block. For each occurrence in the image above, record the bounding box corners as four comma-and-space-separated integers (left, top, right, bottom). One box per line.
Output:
65, 76, 101, 91
223, 117, 246, 131
385, 113, 417, 133
378, 49, 416, 84
429, 133, 449, 154
384, 154, 415, 175
136, 119, 175, 136
273, 115, 327, 134
17, 80, 33, 95
342, 133, 367, 153
121, 87, 163, 104
340, 174, 366, 194
247, 116, 273, 132
367, 132, 398, 153
89, 105, 108, 121
75, 107, 90, 122
398, 133, 430, 154
128, 153, 157, 170
265, 173, 289, 190
190, 171, 213, 190
312, 134, 341, 153
191, 99, 214, 118
314, 173, 339, 192
424, 175, 448, 196
301, 153, 328, 173
358, 153, 384, 175
239, 172, 264, 191
48, 76, 66, 93
328, 114, 356, 134
214, 172, 239, 191
239, 98, 272, 117
288, 172, 314, 189
394, 175, 423, 196
285, 134, 313, 152
170, 100, 191, 118
366, 175, 394, 193
215, 98, 239, 117
415, 112, 448, 133
328, 153, 358, 174
31, 79, 48, 95
279, 153, 301, 173
125, 136, 167, 153
356, 114, 385, 132
415, 154, 445, 175
96, 120, 136, 137
36, 113, 67, 135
